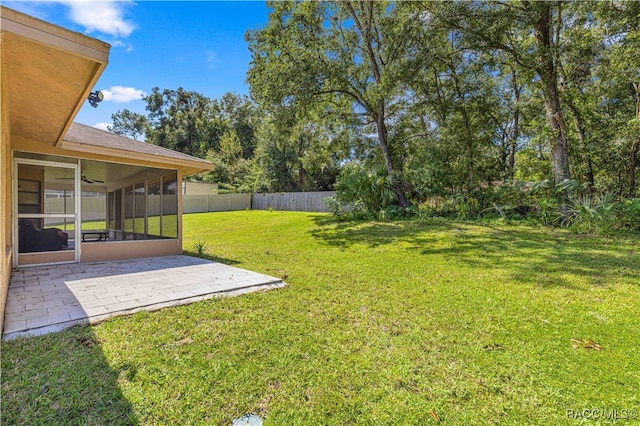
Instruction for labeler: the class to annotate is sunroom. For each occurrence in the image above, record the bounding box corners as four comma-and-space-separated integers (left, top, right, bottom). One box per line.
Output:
13, 123, 213, 267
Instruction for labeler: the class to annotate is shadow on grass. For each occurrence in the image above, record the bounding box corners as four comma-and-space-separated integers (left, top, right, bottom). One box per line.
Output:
309, 216, 640, 290
183, 250, 240, 266
1, 326, 136, 425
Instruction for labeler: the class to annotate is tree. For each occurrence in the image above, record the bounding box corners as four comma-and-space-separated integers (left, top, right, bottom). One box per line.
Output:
253, 114, 301, 193
247, 0, 425, 207
426, 1, 575, 208
593, 1, 640, 196
526, 1, 571, 194
554, 2, 602, 189
108, 109, 148, 140
218, 129, 243, 164
144, 87, 224, 158
218, 93, 259, 159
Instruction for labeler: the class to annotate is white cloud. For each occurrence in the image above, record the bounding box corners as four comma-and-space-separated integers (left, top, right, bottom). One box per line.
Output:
94, 122, 111, 131
204, 49, 217, 69
101, 86, 146, 103
61, 0, 135, 38
112, 40, 134, 52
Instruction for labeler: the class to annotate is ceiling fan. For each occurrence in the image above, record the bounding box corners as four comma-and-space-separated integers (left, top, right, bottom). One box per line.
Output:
57, 174, 104, 184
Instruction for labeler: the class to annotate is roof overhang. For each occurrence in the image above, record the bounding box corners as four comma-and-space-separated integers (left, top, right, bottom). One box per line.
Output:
1, 6, 110, 147
12, 123, 214, 177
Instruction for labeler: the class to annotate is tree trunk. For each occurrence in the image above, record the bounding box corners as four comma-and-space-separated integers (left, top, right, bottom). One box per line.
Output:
507, 68, 520, 180
376, 104, 408, 208
347, 0, 408, 208
543, 81, 571, 193
530, 2, 571, 210
632, 83, 640, 197
450, 64, 474, 192
463, 109, 474, 192
630, 139, 639, 197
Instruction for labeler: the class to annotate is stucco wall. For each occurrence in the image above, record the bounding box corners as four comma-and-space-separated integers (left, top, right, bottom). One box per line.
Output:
1, 33, 13, 334
81, 239, 180, 262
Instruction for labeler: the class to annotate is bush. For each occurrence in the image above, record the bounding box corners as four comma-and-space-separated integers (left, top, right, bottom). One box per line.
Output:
615, 198, 640, 231
324, 196, 348, 217
448, 195, 480, 219
536, 197, 559, 225
333, 163, 397, 216
378, 205, 405, 222
561, 192, 617, 233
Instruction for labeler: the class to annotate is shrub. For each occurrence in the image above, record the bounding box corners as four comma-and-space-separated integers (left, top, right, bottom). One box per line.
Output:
562, 192, 617, 233
324, 196, 349, 217
444, 195, 480, 220
536, 197, 559, 225
378, 205, 405, 221
334, 163, 397, 216
615, 198, 640, 231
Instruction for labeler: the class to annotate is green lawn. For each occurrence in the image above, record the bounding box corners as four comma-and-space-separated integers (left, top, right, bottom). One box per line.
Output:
2, 211, 640, 425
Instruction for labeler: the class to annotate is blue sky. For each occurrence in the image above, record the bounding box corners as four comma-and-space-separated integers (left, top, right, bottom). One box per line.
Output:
5, 1, 270, 130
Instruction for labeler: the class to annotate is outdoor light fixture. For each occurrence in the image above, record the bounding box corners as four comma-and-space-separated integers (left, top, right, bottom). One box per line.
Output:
87, 90, 104, 108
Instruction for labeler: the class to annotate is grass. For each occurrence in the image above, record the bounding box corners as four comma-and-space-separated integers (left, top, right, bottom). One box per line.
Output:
2, 211, 640, 425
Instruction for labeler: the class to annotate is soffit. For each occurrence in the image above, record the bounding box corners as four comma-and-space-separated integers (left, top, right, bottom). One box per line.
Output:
1, 7, 109, 146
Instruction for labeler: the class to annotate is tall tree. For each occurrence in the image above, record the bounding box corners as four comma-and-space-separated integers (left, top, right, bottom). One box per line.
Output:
108, 109, 148, 140
594, 1, 640, 196
144, 87, 224, 158
526, 1, 571, 194
218, 129, 243, 164
555, 2, 602, 189
247, 0, 424, 207
426, 1, 574, 207
218, 93, 259, 159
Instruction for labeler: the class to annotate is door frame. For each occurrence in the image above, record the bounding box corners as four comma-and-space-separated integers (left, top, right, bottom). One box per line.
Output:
13, 157, 81, 267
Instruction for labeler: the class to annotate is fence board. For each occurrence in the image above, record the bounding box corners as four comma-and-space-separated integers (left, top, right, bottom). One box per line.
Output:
251, 191, 335, 213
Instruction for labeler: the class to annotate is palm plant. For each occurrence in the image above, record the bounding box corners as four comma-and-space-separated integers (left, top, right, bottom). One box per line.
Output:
334, 163, 397, 215
563, 192, 617, 233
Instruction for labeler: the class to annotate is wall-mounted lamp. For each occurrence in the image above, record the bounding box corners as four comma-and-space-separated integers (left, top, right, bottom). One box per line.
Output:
88, 90, 104, 108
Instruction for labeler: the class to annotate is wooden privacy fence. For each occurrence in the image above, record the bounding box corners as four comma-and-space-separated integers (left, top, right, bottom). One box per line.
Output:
251, 191, 335, 213
183, 191, 335, 213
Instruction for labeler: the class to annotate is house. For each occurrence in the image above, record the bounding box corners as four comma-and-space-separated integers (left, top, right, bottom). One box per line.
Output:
0, 7, 214, 331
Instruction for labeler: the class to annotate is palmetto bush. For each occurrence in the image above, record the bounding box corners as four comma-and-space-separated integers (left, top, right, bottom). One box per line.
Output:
333, 163, 397, 217
562, 192, 617, 233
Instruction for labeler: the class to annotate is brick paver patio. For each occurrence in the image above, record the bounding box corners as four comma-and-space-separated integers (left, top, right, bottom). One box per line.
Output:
3, 255, 286, 340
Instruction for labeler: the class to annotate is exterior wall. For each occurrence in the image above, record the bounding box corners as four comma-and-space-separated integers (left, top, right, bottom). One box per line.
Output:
18, 250, 75, 266
81, 239, 180, 262
0, 33, 12, 333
